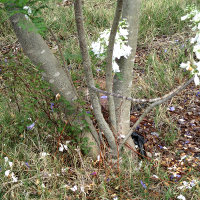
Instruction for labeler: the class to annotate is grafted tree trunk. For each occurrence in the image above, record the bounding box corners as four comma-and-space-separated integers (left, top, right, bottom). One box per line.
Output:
113, 0, 141, 149
9, 12, 100, 158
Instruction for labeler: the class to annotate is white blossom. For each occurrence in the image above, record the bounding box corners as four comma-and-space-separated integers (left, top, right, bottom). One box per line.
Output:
70, 185, 77, 192
177, 194, 186, 200
91, 19, 132, 72
5, 170, 10, 177
11, 172, 18, 182
4, 157, 9, 163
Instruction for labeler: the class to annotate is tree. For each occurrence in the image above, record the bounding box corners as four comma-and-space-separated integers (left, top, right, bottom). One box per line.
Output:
4, 0, 194, 159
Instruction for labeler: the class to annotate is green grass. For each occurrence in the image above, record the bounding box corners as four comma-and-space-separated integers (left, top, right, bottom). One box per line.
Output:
0, 0, 200, 199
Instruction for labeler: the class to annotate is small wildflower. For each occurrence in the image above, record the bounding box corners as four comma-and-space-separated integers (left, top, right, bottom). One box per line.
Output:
27, 122, 35, 130
5, 170, 10, 177
177, 194, 186, 200
11, 172, 18, 182
170, 106, 175, 111
152, 175, 159, 179
196, 91, 200, 97
59, 141, 70, 152
96, 68, 101, 72
70, 185, 77, 192
9, 162, 13, 167
100, 95, 107, 99
4, 157, 8, 163
50, 103, 54, 112
90, 172, 97, 176
158, 145, 163, 149
140, 180, 147, 189
25, 162, 30, 168
40, 152, 49, 158
164, 49, 167, 53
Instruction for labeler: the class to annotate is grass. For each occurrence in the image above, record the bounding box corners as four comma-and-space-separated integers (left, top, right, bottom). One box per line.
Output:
0, 0, 200, 199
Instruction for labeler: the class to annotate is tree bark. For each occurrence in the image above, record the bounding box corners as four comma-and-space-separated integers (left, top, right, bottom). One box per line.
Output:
9, 12, 100, 158
113, 0, 141, 151
74, 0, 118, 156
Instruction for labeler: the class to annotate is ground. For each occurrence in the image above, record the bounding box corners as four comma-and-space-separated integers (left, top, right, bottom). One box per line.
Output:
0, 0, 199, 199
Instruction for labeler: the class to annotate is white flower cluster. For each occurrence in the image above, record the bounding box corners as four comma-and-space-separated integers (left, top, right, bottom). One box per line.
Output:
4, 157, 18, 183
91, 19, 132, 72
180, 6, 200, 85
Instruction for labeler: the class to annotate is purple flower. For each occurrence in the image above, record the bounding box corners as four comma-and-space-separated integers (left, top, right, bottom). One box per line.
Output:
164, 49, 167, 53
158, 145, 163, 149
27, 122, 35, 130
140, 180, 147, 189
50, 103, 54, 112
101, 96, 107, 99
25, 162, 30, 168
96, 68, 101, 72
181, 44, 185, 48
107, 178, 110, 182
4, 58, 8, 63
185, 141, 190, 144
175, 40, 179, 43
196, 92, 200, 97
90, 172, 97, 176
86, 111, 90, 114
170, 106, 175, 111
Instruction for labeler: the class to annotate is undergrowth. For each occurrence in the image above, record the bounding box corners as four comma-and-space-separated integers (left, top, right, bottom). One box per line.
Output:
0, 0, 199, 199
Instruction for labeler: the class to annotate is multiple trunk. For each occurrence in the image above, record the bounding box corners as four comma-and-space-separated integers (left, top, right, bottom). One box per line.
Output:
7, 0, 142, 158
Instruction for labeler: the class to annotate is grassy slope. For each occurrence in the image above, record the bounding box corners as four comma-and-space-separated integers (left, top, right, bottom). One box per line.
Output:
0, 0, 199, 199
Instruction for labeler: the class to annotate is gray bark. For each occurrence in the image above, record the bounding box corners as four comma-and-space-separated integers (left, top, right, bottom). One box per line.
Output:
9, 12, 100, 158
74, 0, 118, 156
105, 0, 123, 131
113, 0, 141, 146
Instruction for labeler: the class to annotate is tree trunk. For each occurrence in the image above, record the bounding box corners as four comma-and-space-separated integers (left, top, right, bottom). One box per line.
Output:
9, 12, 100, 158
113, 0, 141, 150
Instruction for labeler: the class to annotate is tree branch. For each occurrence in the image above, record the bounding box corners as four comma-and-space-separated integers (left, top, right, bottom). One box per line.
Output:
119, 77, 194, 150
89, 77, 194, 103
74, 0, 118, 154
105, 0, 123, 130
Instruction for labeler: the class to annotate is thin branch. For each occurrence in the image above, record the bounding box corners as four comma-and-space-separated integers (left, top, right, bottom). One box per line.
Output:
105, 0, 124, 130
119, 77, 194, 150
74, 0, 118, 154
89, 77, 195, 103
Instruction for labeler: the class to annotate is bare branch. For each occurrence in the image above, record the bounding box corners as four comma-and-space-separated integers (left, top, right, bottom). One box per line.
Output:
90, 77, 195, 103
105, 0, 124, 130
74, 0, 118, 154
119, 77, 194, 150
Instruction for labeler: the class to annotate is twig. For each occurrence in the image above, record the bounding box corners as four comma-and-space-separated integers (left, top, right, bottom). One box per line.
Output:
119, 77, 194, 150
105, 0, 123, 130
90, 77, 195, 103
74, 0, 118, 154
